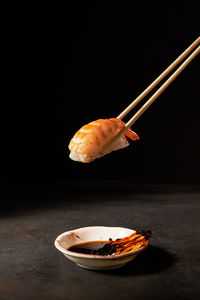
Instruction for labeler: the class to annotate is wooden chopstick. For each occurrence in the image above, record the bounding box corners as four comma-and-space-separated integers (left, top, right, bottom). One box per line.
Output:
124, 45, 199, 129
118, 37, 200, 120
101, 40, 200, 154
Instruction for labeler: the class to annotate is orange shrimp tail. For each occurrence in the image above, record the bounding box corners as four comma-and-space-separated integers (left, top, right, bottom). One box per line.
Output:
124, 128, 140, 141
111, 118, 139, 141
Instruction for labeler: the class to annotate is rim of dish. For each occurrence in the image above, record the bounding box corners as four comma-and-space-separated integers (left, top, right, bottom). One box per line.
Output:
54, 226, 148, 260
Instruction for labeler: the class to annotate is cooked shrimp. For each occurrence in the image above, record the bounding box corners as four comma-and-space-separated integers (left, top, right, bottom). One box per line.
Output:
68, 118, 139, 163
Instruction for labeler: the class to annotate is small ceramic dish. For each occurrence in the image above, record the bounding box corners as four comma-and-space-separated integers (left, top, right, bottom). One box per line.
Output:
54, 226, 148, 270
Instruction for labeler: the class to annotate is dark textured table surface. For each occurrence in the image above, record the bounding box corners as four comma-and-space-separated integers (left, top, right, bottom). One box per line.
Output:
1, 182, 200, 300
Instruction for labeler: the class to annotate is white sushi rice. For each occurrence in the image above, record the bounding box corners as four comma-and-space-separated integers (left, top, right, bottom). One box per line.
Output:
69, 135, 129, 163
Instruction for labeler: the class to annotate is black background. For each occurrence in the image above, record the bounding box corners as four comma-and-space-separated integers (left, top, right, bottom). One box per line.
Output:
1, 6, 200, 300
1, 4, 200, 184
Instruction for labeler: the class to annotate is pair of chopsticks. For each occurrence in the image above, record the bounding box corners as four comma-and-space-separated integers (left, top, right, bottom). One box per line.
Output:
102, 37, 200, 153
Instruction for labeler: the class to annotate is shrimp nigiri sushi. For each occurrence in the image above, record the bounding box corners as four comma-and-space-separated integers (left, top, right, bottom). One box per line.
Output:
68, 118, 139, 163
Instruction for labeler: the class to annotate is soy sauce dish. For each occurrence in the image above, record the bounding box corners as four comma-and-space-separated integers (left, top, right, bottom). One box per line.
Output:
54, 226, 149, 270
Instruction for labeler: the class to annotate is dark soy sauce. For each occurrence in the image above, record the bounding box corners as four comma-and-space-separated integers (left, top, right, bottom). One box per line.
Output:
68, 241, 110, 255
